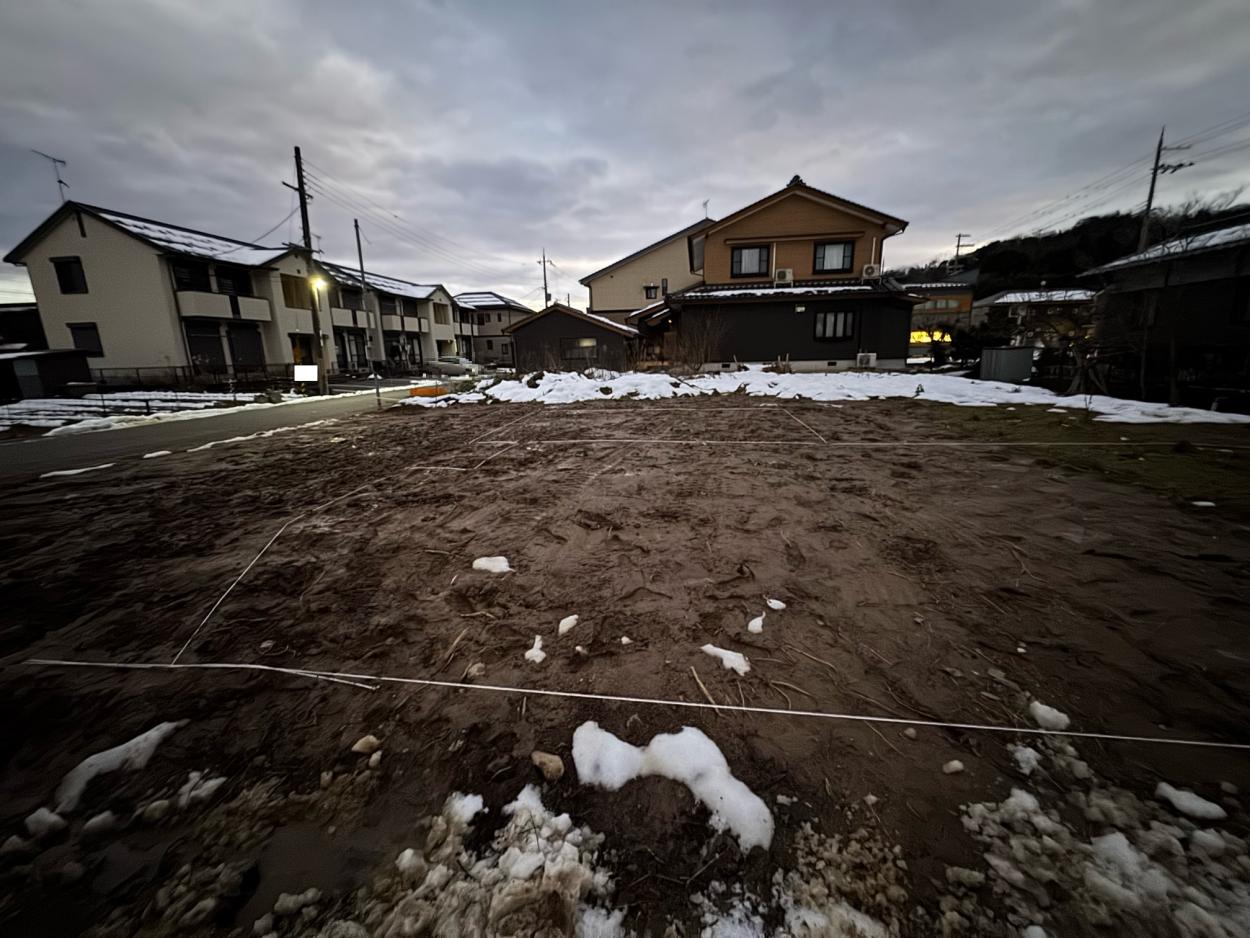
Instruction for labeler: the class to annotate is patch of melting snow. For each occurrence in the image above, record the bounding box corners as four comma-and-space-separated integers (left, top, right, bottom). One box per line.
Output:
1192, 500, 1217, 508
524, 636, 546, 664
1155, 782, 1227, 820
55, 720, 186, 812
765, 597, 786, 611
1027, 700, 1070, 731
175, 771, 227, 809
558, 614, 579, 635
572, 721, 774, 851
619, 636, 632, 645
747, 612, 765, 634
141, 450, 172, 459
1009, 744, 1042, 776
951, 738, 1250, 935
701, 643, 750, 675
473, 555, 512, 574
39, 462, 115, 478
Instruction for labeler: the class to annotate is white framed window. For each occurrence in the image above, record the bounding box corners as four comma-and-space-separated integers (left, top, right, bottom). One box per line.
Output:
815, 311, 853, 340
731, 245, 769, 277
814, 241, 854, 273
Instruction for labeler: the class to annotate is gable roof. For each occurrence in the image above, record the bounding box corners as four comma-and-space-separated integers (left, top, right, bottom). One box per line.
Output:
504, 302, 639, 337
454, 291, 532, 312
578, 218, 717, 286
4, 201, 289, 267
1083, 220, 1250, 276
316, 260, 446, 301
705, 176, 908, 236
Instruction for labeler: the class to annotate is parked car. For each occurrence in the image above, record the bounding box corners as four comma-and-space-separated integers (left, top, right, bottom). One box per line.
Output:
427, 355, 482, 377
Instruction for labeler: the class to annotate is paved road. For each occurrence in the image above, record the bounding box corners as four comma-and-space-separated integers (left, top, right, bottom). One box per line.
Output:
0, 389, 416, 481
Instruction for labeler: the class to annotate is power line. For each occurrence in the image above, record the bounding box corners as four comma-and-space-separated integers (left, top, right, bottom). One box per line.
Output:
211, 207, 301, 258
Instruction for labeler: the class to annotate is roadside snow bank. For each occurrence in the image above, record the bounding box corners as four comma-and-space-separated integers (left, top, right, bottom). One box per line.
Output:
572, 722, 773, 851
401, 367, 1250, 424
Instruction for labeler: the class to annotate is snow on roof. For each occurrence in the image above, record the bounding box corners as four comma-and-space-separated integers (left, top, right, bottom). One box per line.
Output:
454, 291, 530, 310
95, 210, 288, 267
975, 289, 1095, 306
318, 261, 439, 300
902, 282, 972, 290
1085, 221, 1250, 274
625, 298, 668, 321
688, 284, 877, 299
581, 309, 639, 335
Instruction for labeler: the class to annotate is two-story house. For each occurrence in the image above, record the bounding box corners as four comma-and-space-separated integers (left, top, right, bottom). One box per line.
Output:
614, 177, 919, 371
3, 201, 457, 383
455, 291, 533, 367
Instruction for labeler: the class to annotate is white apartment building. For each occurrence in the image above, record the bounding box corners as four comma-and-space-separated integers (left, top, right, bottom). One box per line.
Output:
455, 291, 533, 366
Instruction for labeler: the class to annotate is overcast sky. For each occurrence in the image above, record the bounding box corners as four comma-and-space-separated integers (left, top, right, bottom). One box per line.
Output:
2, 0, 1248, 309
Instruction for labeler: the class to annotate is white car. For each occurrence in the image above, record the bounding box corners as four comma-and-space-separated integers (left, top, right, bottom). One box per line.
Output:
427, 356, 482, 377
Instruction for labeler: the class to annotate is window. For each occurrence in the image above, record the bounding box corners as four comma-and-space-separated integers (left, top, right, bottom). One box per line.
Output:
815, 311, 853, 340
477, 313, 487, 325
67, 322, 103, 356
486, 339, 494, 350
52, 256, 88, 294
644, 284, 659, 300
433, 303, 451, 325
380, 295, 397, 316
814, 241, 854, 273
171, 259, 210, 292
339, 286, 364, 310
501, 342, 510, 354
731, 245, 769, 277
497, 312, 503, 322
281, 274, 311, 310
214, 264, 252, 297
559, 336, 598, 363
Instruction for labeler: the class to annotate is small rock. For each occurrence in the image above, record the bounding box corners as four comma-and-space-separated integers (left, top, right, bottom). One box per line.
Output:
942, 760, 965, 775
259, 640, 275, 651
320, 771, 334, 789
274, 887, 321, 916
620, 636, 633, 645
141, 800, 171, 823
1, 834, 35, 858
253, 913, 274, 935
903, 728, 918, 740
24, 808, 67, 839
368, 751, 382, 770
531, 751, 565, 782
351, 735, 381, 755
465, 662, 486, 679
776, 794, 796, 806
181, 898, 218, 927
864, 794, 879, 807
946, 866, 986, 887
82, 811, 119, 838
1221, 781, 1240, 796
574, 645, 588, 656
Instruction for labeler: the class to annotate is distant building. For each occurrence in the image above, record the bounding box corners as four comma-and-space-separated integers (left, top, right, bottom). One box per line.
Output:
505, 303, 639, 372
0, 302, 47, 351
3, 202, 458, 385
1084, 219, 1250, 408
456, 291, 533, 367
902, 282, 977, 355
971, 289, 1096, 346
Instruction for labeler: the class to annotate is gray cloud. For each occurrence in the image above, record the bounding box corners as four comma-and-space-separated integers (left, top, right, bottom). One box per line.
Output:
1, 0, 1248, 307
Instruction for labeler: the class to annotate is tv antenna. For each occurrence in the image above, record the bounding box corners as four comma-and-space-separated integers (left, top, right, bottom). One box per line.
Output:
32, 149, 69, 203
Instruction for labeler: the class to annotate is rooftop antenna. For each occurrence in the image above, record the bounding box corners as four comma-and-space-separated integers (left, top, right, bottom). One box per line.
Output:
31, 149, 68, 203
702, 198, 710, 219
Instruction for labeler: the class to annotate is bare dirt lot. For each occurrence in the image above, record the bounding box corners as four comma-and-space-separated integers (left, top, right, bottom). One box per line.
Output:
2, 395, 1250, 937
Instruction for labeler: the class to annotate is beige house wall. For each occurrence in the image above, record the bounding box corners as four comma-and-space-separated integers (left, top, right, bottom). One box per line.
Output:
586, 236, 701, 318
22, 212, 187, 370
703, 192, 892, 283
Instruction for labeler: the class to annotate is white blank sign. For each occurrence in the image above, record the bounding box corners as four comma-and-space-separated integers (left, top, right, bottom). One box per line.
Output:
293, 365, 319, 383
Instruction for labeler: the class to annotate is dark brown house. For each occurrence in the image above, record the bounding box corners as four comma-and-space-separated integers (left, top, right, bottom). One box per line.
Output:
504, 303, 639, 372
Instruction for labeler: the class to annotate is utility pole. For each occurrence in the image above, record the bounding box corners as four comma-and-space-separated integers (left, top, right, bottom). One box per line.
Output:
32, 150, 68, 203
293, 146, 329, 395
953, 233, 974, 273
1137, 126, 1194, 252
539, 249, 552, 307
355, 219, 384, 409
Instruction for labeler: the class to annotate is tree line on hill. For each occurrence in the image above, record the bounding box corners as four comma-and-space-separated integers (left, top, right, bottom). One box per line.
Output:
889, 189, 1247, 299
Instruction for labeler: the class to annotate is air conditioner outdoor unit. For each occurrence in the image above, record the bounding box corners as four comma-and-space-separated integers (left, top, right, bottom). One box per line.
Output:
861, 263, 882, 279
774, 268, 794, 284
855, 352, 878, 369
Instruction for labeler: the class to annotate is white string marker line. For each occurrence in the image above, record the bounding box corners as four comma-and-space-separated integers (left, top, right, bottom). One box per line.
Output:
32, 659, 377, 691
472, 439, 1207, 449
473, 438, 824, 446
780, 407, 829, 444
465, 409, 542, 446
28, 658, 1250, 752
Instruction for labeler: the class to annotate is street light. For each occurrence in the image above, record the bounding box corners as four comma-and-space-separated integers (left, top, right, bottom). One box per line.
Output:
310, 276, 326, 291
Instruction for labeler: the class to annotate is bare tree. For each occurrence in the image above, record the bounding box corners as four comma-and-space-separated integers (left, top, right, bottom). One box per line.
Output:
672, 312, 727, 375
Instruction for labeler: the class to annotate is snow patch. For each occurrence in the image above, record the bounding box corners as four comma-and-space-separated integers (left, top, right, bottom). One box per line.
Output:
176, 771, 227, 809
1010, 744, 1042, 776
1155, 782, 1227, 820
558, 614, 579, 635
572, 721, 774, 851
39, 462, 115, 478
524, 636, 546, 664
142, 450, 172, 459
701, 644, 750, 676
619, 636, 632, 645
55, 720, 185, 812
473, 555, 512, 574
747, 612, 765, 634
1028, 700, 1070, 731
765, 598, 787, 611
24, 807, 66, 839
